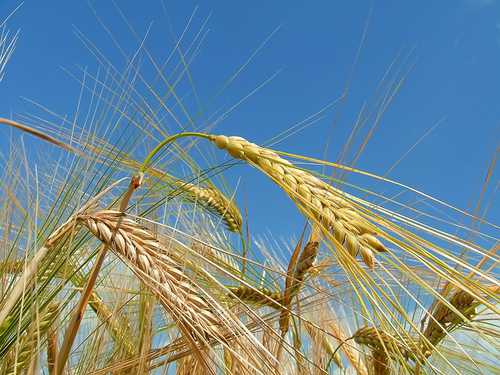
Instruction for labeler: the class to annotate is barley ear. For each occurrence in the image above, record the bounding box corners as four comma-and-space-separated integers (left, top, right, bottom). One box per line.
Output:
182, 183, 242, 233
209, 134, 386, 269
422, 287, 484, 355
78, 210, 224, 344
228, 286, 282, 309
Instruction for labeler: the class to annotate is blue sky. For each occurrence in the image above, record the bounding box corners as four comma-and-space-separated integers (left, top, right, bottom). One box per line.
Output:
0, 1, 498, 238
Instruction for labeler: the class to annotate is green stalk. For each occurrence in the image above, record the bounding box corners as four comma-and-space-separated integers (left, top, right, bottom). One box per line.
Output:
141, 132, 211, 173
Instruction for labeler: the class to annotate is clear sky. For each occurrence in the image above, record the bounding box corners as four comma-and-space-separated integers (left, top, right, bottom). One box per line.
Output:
0, 1, 498, 238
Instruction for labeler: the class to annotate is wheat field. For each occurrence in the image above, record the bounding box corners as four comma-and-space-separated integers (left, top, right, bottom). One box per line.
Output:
0, 3, 498, 375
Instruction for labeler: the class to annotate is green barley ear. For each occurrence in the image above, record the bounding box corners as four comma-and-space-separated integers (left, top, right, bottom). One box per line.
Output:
182, 182, 242, 233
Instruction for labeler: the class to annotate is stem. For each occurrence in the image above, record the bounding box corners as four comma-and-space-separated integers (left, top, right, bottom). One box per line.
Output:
47, 325, 58, 375
331, 336, 355, 362
141, 132, 211, 173
240, 232, 247, 277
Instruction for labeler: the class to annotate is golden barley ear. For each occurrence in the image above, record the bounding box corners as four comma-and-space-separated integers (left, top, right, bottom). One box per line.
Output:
289, 228, 321, 298
210, 135, 386, 269
78, 210, 223, 342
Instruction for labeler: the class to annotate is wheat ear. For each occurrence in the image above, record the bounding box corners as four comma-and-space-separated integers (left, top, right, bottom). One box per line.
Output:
210, 135, 386, 268
56, 176, 140, 375
1, 303, 59, 375
279, 229, 321, 342
289, 237, 320, 298
353, 327, 397, 375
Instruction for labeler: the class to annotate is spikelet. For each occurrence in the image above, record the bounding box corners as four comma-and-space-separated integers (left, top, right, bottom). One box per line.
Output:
354, 326, 393, 348
438, 289, 476, 323
228, 286, 282, 309
354, 328, 393, 375
210, 135, 387, 268
1, 303, 59, 375
77, 210, 222, 342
